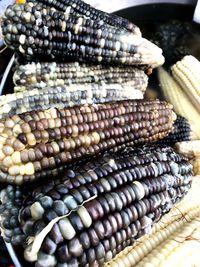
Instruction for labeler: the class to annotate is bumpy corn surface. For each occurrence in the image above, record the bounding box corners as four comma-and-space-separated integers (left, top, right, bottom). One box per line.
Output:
2, 3, 164, 68
0, 100, 176, 185
175, 140, 200, 159
13, 62, 148, 92
0, 146, 192, 266
156, 115, 191, 146
158, 67, 200, 138
171, 55, 200, 113
0, 83, 145, 119
27, 0, 139, 34
106, 177, 200, 267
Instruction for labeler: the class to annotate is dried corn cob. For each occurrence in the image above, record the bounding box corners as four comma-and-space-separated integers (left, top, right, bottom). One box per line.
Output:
0, 185, 26, 245
158, 67, 200, 138
156, 115, 191, 146
175, 141, 200, 176
13, 62, 148, 92
175, 140, 200, 158
0, 83, 145, 119
0, 146, 192, 266
2, 3, 164, 68
0, 100, 176, 185
192, 157, 200, 175
106, 178, 200, 267
27, 0, 139, 34
171, 55, 200, 113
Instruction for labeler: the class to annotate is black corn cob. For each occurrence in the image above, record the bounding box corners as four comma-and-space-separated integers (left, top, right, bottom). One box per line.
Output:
13, 62, 148, 92
0, 100, 176, 185
0, 185, 26, 245
2, 3, 164, 67
156, 115, 191, 146
0, 82, 146, 119
11, 146, 193, 266
27, 0, 139, 34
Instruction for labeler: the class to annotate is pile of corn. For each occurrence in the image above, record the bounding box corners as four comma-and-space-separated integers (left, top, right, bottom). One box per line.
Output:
0, 0, 198, 266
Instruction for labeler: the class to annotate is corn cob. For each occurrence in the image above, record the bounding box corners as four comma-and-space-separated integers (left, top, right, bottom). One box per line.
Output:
175, 141, 200, 176
171, 55, 200, 113
191, 157, 200, 175
158, 67, 200, 138
0, 83, 145, 119
13, 62, 148, 92
156, 115, 191, 146
174, 140, 200, 159
0, 185, 26, 245
2, 3, 164, 68
0, 100, 176, 185
106, 177, 200, 267
0, 146, 192, 266
27, 0, 139, 34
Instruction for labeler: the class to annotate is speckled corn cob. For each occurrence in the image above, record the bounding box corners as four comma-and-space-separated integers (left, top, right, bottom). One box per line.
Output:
2, 146, 192, 266
0, 100, 176, 185
2, 3, 164, 68
0, 83, 145, 119
27, 0, 139, 34
171, 55, 200, 113
13, 62, 148, 92
156, 115, 191, 146
0, 185, 25, 245
158, 67, 200, 138
106, 178, 200, 267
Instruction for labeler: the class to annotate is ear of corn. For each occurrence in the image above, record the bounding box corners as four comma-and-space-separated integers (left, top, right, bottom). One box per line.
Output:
0, 83, 145, 119
171, 55, 200, 113
105, 177, 200, 267
156, 115, 191, 146
174, 140, 200, 158
27, 0, 140, 34
158, 67, 200, 138
0, 100, 176, 185
13, 62, 148, 92
2, 3, 164, 68
0, 146, 193, 266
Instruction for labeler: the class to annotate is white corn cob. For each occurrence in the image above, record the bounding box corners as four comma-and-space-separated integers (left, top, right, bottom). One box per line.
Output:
106, 178, 200, 267
171, 55, 200, 113
175, 140, 200, 158
158, 67, 200, 138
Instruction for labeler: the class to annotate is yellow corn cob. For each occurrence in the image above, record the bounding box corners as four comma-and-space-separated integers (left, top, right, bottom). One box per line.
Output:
175, 140, 200, 158
171, 55, 200, 113
106, 177, 200, 267
158, 67, 200, 138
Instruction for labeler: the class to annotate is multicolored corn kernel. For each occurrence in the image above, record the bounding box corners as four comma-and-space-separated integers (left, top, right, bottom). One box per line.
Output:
0, 100, 176, 184
2, 3, 164, 67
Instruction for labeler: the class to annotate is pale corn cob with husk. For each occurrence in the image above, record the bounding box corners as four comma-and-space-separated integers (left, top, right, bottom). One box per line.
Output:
175, 140, 200, 158
13, 62, 148, 92
0, 83, 145, 119
171, 55, 200, 113
0, 100, 176, 185
0, 146, 193, 266
2, 3, 164, 67
106, 177, 200, 267
175, 140, 200, 175
158, 67, 200, 138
